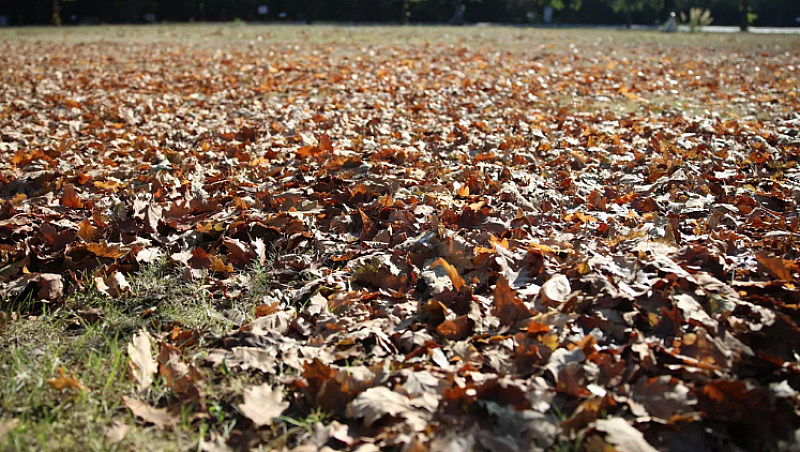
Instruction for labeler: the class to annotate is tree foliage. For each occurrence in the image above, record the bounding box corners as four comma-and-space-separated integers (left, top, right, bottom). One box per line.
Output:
0, 0, 797, 26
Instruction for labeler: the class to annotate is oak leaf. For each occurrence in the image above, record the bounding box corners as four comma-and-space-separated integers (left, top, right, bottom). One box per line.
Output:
238, 384, 289, 427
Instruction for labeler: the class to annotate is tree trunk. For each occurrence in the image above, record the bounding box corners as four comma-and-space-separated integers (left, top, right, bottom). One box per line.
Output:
660, 0, 674, 23
52, 0, 61, 26
626, 10, 632, 29
740, 0, 749, 31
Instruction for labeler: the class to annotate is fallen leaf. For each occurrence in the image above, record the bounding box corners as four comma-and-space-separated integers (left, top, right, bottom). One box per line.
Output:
77, 218, 101, 242
238, 384, 289, 427
493, 275, 531, 326
756, 252, 795, 281
430, 257, 465, 291
594, 417, 658, 452
0, 418, 19, 441
35, 273, 63, 301
95, 272, 131, 297
61, 183, 84, 208
157, 342, 203, 400
104, 421, 130, 447
123, 396, 179, 430
45, 367, 88, 392
540, 274, 571, 304
347, 386, 417, 426
128, 329, 157, 391
436, 315, 474, 340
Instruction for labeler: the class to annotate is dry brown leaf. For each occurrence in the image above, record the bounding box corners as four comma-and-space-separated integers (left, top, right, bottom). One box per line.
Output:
35, 273, 63, 302
756, 252, 795, 281
594, 417, 658, 452
123, 396, 178, 430
436, 315, 474, 340
347, 386, 416, 426
95, 272, 131, 298
45, 367, 88, 392
0, 418, 19, 441
77, 218, 101, 242
61, 183, 84, 208
493, 275, 531, 326
104, 421, 130, 447
85, 242, 127, 259
157, 342, 203, 401
238, 384, 289, 427
540, 274, 571, 305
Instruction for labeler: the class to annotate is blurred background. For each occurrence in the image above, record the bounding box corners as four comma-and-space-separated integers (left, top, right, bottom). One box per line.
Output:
0, 0, 797, 30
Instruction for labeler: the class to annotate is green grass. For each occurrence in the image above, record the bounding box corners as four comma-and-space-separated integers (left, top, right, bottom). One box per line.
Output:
0, 308, 195, 451
0, 260, 282, 452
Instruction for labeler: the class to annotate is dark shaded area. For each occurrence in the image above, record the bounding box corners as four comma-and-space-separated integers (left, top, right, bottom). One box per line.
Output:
0, 0, 798, 27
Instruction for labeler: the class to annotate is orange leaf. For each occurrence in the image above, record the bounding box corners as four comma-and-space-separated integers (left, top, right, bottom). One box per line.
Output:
85, 242, 126, 259
77, 219, 100, 243
527, 320, 551, 335
210, 255, 234, 273
493, 275, 532, 326
756, 253, 795, 281
437, 315, 474, 340
61, 184, 84, 209
430, 258, 465, 291
45, 367, 88, 392
319, 134, 333, 152
255, 302, 280, 318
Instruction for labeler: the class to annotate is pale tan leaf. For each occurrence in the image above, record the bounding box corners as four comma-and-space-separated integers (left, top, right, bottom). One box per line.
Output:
128, 329, 157, 391
347, 386, 415, 426
123, 396, 178, 430
594, 417, 658, 452
104, 421, 130, 447
238, 384, 289, 427
540, 274, 571, 304
0, 418, 19, 440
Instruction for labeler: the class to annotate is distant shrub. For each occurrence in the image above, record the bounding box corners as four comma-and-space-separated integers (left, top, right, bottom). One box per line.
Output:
680, 8, 713, 33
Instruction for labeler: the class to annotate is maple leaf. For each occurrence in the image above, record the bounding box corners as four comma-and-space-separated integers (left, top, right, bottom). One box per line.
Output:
156, 342, 203, 401
756, 252, 796, 281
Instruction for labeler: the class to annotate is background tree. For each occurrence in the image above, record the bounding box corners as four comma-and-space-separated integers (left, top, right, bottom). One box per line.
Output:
740, 0, 749, 30
603, 0, 663, 28
0, 0, 797, 27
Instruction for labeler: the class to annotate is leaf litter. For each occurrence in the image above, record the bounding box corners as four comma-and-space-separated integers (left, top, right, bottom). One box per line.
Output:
1, 28, 800, 451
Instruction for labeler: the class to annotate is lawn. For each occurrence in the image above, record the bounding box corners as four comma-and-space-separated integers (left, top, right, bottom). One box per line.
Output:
1, 24, 799, 452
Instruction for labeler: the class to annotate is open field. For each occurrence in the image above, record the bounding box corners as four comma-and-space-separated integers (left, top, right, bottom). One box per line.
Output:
1, 24, 799, 452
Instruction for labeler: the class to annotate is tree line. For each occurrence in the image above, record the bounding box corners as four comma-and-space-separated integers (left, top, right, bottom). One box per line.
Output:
0, 0, 797, 28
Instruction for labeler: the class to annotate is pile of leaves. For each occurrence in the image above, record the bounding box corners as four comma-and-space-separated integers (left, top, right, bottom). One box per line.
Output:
1, 29, 800, 451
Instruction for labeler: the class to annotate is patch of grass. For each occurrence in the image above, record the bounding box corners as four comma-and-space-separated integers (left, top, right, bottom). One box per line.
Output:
0, 306, 200, 451
0, 259, 285, 451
